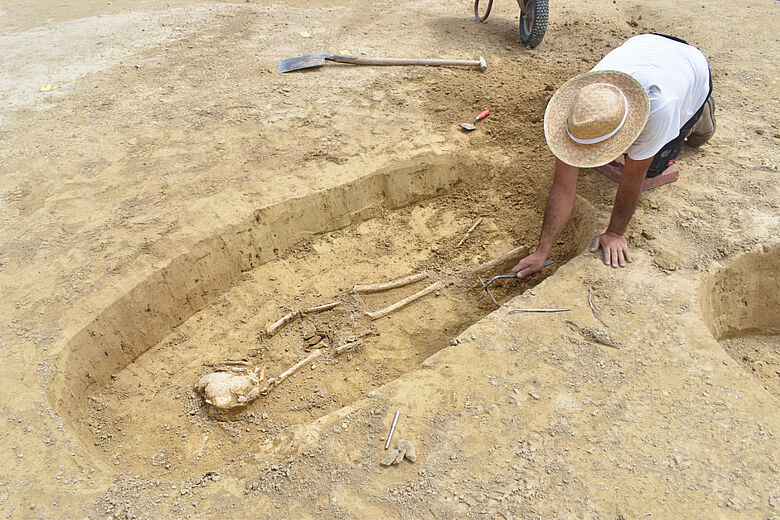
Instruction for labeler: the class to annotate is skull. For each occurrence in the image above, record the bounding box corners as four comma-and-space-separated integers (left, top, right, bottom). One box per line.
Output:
195, 364, 264, 410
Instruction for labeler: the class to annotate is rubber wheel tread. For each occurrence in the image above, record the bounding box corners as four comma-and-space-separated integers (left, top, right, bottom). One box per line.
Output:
519, 0, 548, 48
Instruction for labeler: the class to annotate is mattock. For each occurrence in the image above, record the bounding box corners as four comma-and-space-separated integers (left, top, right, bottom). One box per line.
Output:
478, 258, 555, 306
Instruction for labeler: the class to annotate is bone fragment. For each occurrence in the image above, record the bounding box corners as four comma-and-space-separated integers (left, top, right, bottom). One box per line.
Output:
456, 217, 483, 247
470, 245, 529, 274
364, 281, 443, 320
352, 272, 428, 294
302, 301, 341, 314
266, 310, 301, 336
335, 340, 362, 356
220, 359, 250, 368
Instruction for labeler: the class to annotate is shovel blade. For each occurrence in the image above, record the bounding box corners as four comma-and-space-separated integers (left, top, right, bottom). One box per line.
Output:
459, 123, 476, 131
278, 53, 327, 73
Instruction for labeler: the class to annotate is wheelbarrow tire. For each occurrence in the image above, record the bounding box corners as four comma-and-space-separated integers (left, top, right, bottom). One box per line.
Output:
474, 0, 493, 22
519, 0, 548, 48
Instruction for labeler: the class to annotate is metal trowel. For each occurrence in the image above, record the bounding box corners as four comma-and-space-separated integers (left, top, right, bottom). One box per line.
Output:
459, 109, 490, 131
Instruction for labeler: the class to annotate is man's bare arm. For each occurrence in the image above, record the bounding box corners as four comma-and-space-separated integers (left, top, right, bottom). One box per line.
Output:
590, 156, 652, 267
513, 158, 579, 278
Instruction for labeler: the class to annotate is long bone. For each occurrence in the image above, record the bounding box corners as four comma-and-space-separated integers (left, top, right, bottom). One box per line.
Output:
266, 310, 300, 336
266, 301, 342, 337
260, 349, 323, 396
352, 272, 428, 294
364, 281, 443, 320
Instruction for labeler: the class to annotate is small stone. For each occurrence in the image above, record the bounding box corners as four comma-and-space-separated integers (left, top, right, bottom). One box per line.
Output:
398, 439, 416, 462
654, 251, 679, 271
393, 449, 405, 465
381, 449, 402, 466
755, 128, 764, 135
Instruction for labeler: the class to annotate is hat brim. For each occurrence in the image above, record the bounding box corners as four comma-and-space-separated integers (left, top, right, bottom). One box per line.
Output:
543, 70, 650, 169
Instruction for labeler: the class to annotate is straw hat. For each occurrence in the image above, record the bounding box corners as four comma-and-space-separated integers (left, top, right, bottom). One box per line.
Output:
543, 70, 650, 168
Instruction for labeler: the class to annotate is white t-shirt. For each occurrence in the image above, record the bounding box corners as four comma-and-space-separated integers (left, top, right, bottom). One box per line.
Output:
591, 34, 711, 160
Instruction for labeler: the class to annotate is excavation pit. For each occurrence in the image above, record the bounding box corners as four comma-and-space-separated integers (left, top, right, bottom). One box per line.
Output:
700, 245, 780, 398
51, 153, 597, 478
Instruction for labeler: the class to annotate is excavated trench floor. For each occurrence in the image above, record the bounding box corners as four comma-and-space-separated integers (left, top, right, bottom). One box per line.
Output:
65, 155, 596, 478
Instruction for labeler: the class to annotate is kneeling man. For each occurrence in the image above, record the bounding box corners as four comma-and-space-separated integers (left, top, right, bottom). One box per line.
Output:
513, 34, 715, 277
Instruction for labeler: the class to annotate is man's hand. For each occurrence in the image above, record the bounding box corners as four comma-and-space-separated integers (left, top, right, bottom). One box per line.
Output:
590, 231, 632, 267
511, 250, 549, 279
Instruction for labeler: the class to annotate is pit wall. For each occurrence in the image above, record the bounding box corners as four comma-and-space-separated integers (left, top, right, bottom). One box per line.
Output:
51, 154, 474, 408
49, 151, 599, 447
699, 244, 780, 340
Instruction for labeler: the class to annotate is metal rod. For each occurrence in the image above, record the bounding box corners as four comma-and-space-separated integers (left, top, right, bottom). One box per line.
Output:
385, 410, 400, 449
509, 308, 570, 313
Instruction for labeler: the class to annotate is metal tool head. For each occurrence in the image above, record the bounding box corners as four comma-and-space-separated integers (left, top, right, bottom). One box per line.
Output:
478, 258, 556, 306
478, 56, 487, 71
459, 122, 477, 131
477, 275, 500, 305
278, 53, 331, 73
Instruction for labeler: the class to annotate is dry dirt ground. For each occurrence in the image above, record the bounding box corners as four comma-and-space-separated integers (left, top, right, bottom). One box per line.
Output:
1, 0, 778, 518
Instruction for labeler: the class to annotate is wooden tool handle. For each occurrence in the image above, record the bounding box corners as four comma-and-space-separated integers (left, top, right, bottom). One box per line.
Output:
329, 56, 486, 70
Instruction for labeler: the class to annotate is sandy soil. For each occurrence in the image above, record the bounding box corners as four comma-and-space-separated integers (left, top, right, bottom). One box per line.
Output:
1, 0, 778, 518
83, 163, 592, 480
